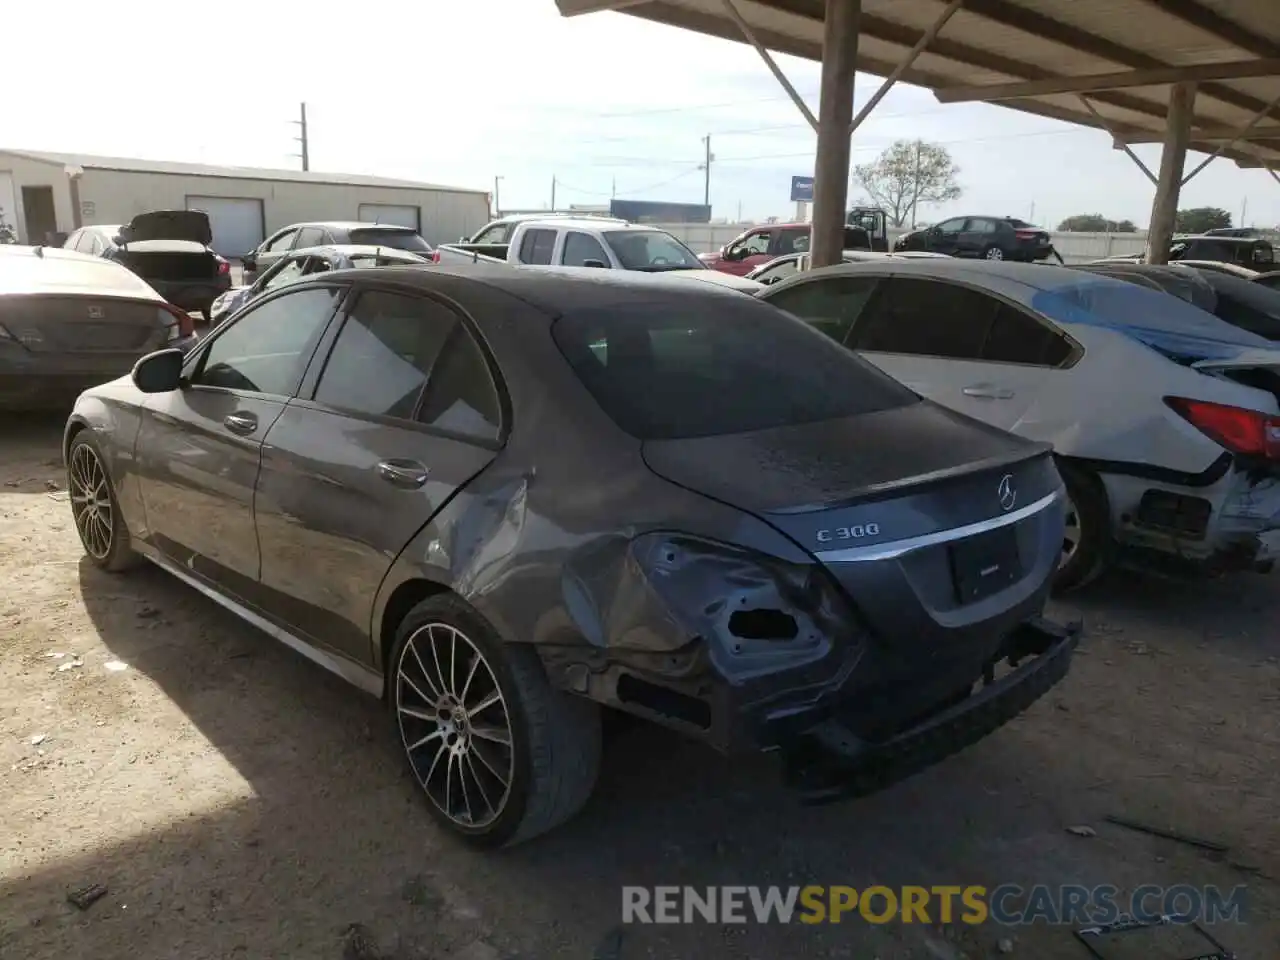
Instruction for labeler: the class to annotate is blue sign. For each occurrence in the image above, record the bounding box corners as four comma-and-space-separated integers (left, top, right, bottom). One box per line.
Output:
790, 176, 814, 202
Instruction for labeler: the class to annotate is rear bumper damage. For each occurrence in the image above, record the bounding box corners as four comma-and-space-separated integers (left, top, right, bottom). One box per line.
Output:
780, 617, 1080, 803
1101, 462, 1280, 576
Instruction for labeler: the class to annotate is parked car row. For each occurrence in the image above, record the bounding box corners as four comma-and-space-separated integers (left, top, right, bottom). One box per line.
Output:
10, 192, 1277, 850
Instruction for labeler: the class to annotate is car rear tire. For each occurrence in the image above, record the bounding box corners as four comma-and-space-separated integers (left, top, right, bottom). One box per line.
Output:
1054, 462, 1111, 593
67, 432, 143, 573
983, 245, 1004, 260
389, 595, 602, 848
200, 302, 216, 324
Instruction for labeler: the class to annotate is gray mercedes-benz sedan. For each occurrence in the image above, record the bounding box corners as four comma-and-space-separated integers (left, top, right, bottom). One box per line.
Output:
64, 264, 1079, 846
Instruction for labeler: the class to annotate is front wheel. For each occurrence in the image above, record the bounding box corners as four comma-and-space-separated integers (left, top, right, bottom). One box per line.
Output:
67, 432, 142, 573
390, 595, 602, 847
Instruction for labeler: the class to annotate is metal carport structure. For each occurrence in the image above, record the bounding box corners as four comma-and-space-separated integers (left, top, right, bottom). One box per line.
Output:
556, 0, 1280, 267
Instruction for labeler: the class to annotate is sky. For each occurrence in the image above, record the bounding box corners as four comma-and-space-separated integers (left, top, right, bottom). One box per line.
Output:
4, 0, 1278, 229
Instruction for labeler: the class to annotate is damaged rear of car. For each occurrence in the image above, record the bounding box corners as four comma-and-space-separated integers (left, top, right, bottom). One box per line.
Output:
534, 288, 1078, 801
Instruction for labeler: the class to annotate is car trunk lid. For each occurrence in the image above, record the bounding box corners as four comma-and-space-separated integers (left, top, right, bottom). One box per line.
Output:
121, 210, 212, 245
643, 400, 1061, 617
643, 402, 1064, 736
116, 245, 221, 282
0, 295, 175, 355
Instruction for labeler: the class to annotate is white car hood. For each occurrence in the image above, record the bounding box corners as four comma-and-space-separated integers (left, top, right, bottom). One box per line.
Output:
668, 269, 763, 292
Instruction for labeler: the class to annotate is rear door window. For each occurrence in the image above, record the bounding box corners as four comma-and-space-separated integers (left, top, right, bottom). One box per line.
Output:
518, 228, 556, 265
765, 276, 881, 345
312, 289, 457, 421
982, 304, 1074, 366
850, 277, 995, 359
551, 297, 917, 440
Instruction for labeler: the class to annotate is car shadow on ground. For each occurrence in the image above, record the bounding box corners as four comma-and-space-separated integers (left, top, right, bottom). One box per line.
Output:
2, 509, 1276, 957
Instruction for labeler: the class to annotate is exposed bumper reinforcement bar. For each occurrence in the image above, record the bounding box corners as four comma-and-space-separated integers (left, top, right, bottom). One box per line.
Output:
781, 617, 1082, 804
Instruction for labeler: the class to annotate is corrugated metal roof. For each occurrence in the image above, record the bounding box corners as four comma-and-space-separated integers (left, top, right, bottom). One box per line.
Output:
0, 148, 489, 195
559, 0, 1280, 170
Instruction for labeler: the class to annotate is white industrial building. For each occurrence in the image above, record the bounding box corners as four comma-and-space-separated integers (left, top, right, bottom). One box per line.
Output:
0, 149, 492, 257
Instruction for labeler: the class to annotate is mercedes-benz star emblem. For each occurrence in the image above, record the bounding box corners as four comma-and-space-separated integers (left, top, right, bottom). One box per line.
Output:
997, 474, 1017, 512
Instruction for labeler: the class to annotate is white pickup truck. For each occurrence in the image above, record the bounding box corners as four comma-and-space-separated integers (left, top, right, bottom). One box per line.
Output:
433, 218, 763, 292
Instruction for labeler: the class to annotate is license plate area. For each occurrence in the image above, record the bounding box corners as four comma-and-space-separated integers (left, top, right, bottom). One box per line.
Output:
949, 526, 1021, 604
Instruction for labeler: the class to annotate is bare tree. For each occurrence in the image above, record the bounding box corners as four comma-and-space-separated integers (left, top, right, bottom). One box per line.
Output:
853, 139, 962, 228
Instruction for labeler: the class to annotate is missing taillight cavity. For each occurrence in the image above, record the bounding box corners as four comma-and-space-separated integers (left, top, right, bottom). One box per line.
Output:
728, 608, 800, 641
161, 304, 194, 340
1165, 396, 1280, 460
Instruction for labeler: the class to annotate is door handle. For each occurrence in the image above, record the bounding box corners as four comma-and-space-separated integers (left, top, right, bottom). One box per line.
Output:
962, 384, 1014, 400
223, 412, 259, 435
377, 459, 429, 489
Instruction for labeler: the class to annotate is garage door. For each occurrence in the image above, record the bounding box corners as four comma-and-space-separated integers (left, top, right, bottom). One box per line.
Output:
358, 203, 420, 230
186, 196, 264, 258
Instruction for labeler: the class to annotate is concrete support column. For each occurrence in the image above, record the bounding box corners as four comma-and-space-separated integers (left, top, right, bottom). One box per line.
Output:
810, 0, 862, 268
1145, 81, 1196, 265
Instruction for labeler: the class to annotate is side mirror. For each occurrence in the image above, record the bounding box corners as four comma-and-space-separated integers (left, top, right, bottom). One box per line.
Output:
131, 348, 185, 394
582, 258, 607, 269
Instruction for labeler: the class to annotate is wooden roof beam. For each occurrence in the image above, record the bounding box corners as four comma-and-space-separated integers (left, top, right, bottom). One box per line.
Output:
1147, 0, 1280, 59
958, 0, 1280, 121
1116, 124, 1280, 143
935, 58, 1280, 103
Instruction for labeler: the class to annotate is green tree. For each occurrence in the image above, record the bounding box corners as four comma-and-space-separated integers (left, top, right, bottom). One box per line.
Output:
1057, 214, 1137, 232
1175, 207, 1232, 233
852, 139, 962, 228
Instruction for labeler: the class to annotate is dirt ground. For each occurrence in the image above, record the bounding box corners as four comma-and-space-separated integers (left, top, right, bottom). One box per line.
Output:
1, 416, 1277, 960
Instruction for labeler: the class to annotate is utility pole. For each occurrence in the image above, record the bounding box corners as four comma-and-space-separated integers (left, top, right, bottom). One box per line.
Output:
493, 175, 503, 216
611, 177, 617, 199
909, 139, 922, 227
293, 102, 310, 172
550, 175, 557, 211
699, 135, 714, 208
1240, 196, 1248, 227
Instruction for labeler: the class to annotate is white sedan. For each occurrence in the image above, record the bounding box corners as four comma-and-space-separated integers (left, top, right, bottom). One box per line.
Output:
760, 258, 1280, 589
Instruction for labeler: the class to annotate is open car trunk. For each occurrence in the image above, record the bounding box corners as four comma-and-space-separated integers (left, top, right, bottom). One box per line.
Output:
116, 242, 221, 283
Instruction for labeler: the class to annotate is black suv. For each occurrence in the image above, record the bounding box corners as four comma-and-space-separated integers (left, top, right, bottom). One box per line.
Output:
894, 216, 1053, 262
1169, 234, 1274, 270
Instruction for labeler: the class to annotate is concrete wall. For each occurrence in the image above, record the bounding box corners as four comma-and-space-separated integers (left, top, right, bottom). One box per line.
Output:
0, 153, 75, 243
659, 221, 1151, 264
73, 169, 490, 248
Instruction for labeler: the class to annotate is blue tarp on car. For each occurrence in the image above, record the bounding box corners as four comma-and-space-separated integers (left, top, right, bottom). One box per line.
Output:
1030, 275, 1276, 363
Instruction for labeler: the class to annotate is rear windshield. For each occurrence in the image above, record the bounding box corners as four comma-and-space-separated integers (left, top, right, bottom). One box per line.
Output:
551, 297, 919, 440
347, 229, 432, 252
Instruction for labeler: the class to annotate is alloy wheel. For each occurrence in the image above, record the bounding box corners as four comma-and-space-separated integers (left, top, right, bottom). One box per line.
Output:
396, 622, 514, 828
986, 247, 1004, 260
70, 443, 113, 560
1061, 491, 1082, 568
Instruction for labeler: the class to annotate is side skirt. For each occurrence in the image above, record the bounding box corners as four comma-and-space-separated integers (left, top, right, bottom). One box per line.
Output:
140, 546, 384, 698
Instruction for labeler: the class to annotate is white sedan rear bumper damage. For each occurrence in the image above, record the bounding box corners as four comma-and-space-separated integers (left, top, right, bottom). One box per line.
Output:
1101, 463, 1280, 572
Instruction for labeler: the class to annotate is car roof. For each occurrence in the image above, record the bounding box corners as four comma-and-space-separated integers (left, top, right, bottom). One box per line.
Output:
0, 244, 163, 301
326, 262, 763, 314
290, 221, 418, 233
289, 244, 427, 259
794, 257, 1068, 289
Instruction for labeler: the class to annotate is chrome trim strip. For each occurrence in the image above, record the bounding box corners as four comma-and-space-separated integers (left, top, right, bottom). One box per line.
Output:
814, 490, 1062, 564
145, 553, 384, 697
